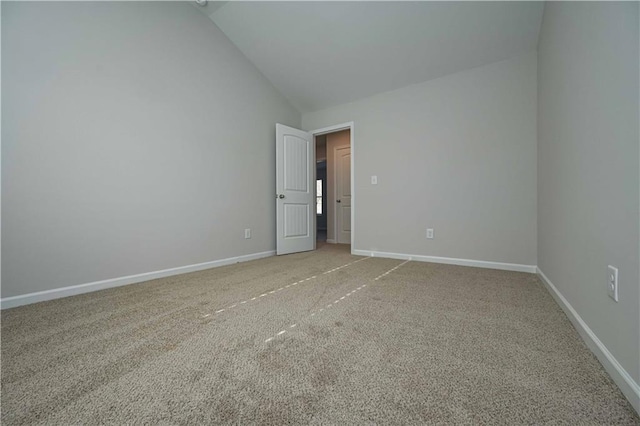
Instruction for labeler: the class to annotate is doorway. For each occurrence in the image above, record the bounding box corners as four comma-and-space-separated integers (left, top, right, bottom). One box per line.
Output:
314, 128, 351, 247
316, 135, 327, 245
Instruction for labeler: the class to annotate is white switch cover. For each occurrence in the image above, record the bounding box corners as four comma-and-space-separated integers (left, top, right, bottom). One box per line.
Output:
607, 265, 618, 302
244, 228, 251, 239
426, 228, 434, 239
371, 175, 378, 185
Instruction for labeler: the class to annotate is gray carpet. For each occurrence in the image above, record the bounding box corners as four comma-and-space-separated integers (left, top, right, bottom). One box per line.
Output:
2, 244, 638, 424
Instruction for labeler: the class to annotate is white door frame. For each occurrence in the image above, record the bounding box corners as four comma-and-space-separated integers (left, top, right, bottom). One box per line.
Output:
308, 122, 355, 254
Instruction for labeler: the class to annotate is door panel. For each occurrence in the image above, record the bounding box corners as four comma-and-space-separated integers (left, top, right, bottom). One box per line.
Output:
284, 136, 309, 192
341, 153, 351, 197
342, 206, 351, 232
284, 204, 310, 238
276, 124, 314, 255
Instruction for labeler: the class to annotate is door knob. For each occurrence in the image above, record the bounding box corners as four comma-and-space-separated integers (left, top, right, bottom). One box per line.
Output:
279, 194, 285, 199
336, 199, 341, 203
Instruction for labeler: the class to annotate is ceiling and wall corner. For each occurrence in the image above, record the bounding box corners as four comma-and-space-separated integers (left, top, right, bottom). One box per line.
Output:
203, 1, 544, 113
190, 0, 228, 20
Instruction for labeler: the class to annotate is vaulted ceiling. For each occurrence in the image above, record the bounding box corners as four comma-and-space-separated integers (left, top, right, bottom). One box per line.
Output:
196, 1, 544, 113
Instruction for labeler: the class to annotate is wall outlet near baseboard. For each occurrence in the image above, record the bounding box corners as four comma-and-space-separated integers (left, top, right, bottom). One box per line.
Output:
426, 228, 434, 239
244, 228, 251, 239
607, 265, 618, 302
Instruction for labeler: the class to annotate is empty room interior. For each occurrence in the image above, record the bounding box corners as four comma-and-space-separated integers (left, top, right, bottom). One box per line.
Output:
2, 1, 639, 424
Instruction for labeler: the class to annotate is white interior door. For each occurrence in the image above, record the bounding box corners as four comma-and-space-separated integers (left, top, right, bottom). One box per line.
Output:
335, 145, 351, 244
276, 124, 315, 255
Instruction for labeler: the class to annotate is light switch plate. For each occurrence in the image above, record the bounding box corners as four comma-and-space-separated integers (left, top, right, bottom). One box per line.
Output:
371, 175, 378, 185
607, 265, 618, 302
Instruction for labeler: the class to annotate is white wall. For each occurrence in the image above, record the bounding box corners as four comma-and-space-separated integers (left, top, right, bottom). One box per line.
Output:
303, 52, 538, 268
537, 1, 640, 408
1, 2, 300, 299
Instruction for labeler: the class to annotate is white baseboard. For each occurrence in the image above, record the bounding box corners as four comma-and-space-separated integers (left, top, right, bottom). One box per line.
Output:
352, 249, 537, 273
537, 267, 640, 413
0, 250, 276, 310
326, 239, 337, 244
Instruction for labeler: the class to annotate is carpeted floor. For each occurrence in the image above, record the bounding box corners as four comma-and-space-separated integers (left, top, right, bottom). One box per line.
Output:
2, 244, 638, 424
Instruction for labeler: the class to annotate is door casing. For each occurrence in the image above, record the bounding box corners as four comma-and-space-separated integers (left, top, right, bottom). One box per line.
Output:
308, 122, 355, 253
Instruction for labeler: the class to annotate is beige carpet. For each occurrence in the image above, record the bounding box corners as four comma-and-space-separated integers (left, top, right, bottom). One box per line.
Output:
2, 244, 638, 424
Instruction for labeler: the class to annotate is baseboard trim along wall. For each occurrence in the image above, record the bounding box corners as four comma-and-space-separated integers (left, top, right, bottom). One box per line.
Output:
0, 250, 276, 310
537, 268, 640, 413
352, 249, 537, 273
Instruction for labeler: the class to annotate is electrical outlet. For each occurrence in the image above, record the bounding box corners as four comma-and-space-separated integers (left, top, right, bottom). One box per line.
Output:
607, 265, 618, 302
244, 228, 251, 239
371, 175, 378, 185
426, 228, 434, 239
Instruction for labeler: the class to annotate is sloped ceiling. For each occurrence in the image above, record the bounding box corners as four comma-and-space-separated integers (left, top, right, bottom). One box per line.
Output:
197, 1, 544, 113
